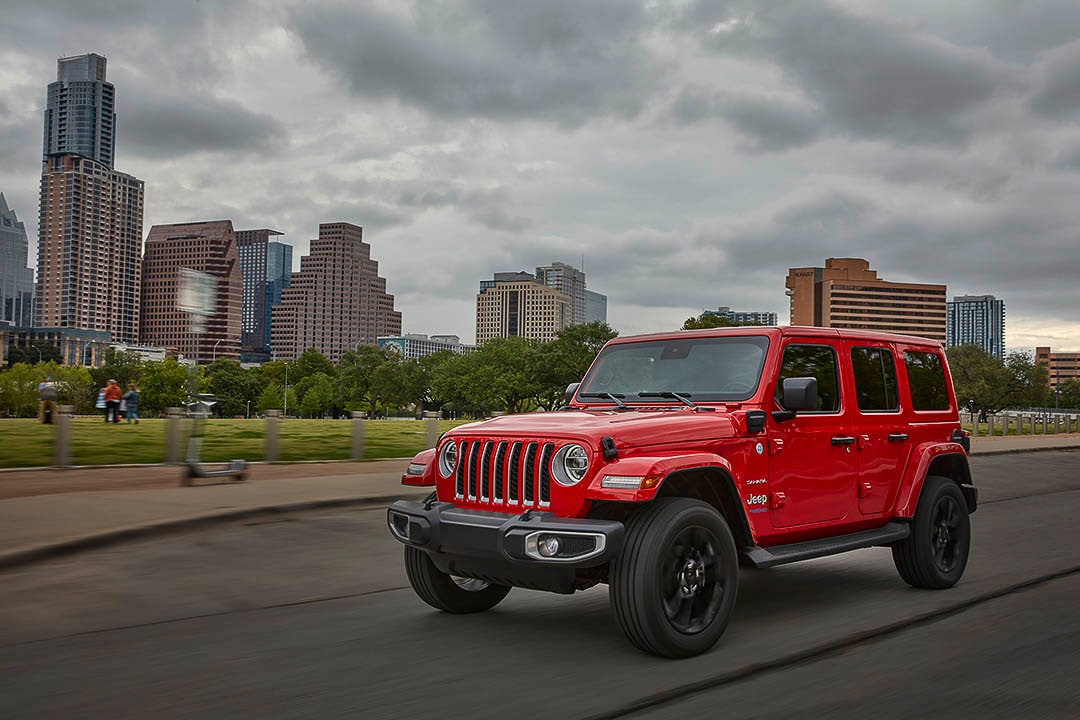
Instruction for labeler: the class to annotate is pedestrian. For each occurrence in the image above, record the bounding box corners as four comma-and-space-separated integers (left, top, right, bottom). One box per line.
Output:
103, 379, 122, 423
124, 383, 141, 424
37, 375, 58, 424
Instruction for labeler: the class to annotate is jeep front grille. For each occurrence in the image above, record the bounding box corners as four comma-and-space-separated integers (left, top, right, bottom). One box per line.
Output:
453, 439, 554, 509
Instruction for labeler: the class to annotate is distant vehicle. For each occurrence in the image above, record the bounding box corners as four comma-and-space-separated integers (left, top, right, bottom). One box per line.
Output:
388, 327, 976, 657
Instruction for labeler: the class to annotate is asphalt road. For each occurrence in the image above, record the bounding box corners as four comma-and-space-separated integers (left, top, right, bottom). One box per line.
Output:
1, 451, 1078, 719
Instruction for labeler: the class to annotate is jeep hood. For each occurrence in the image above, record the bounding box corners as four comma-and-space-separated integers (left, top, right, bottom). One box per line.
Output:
446, 409, 738, 450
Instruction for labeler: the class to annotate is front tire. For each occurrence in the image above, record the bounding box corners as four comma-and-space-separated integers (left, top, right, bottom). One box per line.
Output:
403, 546, 511, 613
892, 475, 971, 589
610, 498, 739, 658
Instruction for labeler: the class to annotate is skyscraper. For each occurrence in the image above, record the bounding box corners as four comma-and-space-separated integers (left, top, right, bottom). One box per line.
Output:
36, 54, 144, 346
140, 221, 242, 364
946, 295, 1005, 359
43, 53, 115, 168
271, 222, 401, 362
535, 262, 586, 325
0, 194, 34, 327
237, 229, 292, 361
476, 271, 570, 343
785, 258, 947, 341
585, 290, 608, 325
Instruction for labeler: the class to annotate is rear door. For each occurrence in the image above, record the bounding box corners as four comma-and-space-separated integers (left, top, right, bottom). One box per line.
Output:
846, 341, 911, 515
767, 339, 857, 528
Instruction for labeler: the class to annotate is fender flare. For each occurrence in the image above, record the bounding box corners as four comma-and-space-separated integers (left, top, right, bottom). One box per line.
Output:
586, 453, 755, 546
893, 442, 971, 517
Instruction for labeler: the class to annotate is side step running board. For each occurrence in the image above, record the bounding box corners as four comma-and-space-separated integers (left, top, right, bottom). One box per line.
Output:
741, 521, 910, 569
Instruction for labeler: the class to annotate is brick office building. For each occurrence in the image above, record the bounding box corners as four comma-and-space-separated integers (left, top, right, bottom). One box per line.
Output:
271, 222, 401, 363
140, 220, 242, 364
785, 258, 947, 341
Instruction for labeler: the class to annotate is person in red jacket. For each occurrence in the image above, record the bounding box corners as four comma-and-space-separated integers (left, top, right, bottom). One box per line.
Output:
103, 379, 123, 423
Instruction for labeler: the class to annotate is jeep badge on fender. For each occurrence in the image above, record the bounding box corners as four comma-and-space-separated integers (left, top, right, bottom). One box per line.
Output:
388, 326, 976, 658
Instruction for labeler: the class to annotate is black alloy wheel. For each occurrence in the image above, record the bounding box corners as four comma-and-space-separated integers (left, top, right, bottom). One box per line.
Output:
892, 475, 971, 589
610, 498, 739, 658
661, 525, 726, 634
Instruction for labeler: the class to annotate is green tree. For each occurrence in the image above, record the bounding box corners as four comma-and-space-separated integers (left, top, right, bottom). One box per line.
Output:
90, 348, 143, 390
532, 322, 618, 410
292, 347, 335, 385
0, 363, 42, 417
1055, 379, 1080, 409
682, 313, 743, 330
6, 342, 62, 366
139, 357, 190, 414
295, 372, 336, 417
256, 383, 283, 414
337, 346, 397, 415
947, 345, 1049, 414
51, 364, 95, 413
467, 336, 540, 414
204, 358, 261, 417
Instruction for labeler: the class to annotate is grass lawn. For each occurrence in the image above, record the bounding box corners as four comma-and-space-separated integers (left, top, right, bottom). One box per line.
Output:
0, 417, 470, 468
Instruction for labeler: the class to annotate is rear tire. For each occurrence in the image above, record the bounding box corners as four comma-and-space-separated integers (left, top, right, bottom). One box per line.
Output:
892, 475, 970, 589
609, 498, 739, 658
403, 546, 511, 613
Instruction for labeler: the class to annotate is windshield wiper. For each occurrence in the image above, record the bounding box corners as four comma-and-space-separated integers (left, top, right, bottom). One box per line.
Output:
638, 391, 697, 408
579, 392, 629, 409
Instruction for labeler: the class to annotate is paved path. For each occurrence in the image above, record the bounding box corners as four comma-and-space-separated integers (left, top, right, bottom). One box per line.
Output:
0, 434, 1077, 570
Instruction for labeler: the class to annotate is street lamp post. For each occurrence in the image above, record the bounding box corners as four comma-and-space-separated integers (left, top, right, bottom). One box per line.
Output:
32, 345, 43, 364
212, 338, 224, 362
284, 362, 289, 418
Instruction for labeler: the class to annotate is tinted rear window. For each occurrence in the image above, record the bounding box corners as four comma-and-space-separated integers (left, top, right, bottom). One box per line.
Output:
904, 351, 950, 411
851, 347, 899, 412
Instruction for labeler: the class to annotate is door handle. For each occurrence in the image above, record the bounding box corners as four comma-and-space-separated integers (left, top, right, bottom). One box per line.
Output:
888, 433, 909, 442
831, 435, 855, 445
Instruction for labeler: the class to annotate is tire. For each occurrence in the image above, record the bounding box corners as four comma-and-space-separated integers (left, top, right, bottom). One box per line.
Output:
403, 546, 511, 613
892, 475, 971, 589
609, 498, 739, 658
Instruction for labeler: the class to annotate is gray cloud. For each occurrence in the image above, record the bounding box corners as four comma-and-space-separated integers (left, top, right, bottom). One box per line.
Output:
1029, 40, 1080, 118
286, 0, 668, 126
672, 86, 822, 151
113, 73, 287, 159
688, 1, 1014, 145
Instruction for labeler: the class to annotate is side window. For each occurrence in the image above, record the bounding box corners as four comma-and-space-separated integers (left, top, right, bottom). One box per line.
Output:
904, 351, 951, 411
777, 344, 840, 412
851, 347, 899, 412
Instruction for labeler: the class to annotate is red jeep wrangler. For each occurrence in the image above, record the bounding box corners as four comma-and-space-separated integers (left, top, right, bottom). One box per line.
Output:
388, 327, 976, 657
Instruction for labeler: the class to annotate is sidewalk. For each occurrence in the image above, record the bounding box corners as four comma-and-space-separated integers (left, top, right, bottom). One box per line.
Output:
1, 434, 1078, 571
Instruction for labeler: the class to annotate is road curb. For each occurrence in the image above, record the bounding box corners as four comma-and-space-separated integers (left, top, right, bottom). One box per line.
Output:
970, 445, 1080, 457
0, 490, 429, 572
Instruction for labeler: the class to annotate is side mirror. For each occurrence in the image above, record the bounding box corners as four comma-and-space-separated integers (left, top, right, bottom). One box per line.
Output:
782, 377, 818, 411
564, 382, 580, 403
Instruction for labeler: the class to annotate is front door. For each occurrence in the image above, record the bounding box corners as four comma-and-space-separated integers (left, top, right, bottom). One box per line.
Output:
767, 340, 857, 528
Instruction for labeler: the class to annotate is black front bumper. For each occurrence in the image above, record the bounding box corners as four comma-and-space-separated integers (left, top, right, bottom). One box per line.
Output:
387, 500, 625, 594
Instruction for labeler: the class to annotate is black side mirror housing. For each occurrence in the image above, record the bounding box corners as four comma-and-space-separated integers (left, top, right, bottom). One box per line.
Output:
782, 377, 818, 411
565, 382, 580, 403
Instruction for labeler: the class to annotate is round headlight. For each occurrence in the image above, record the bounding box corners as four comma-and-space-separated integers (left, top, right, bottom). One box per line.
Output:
552, 443, 589, 486
438, 440, 458, 478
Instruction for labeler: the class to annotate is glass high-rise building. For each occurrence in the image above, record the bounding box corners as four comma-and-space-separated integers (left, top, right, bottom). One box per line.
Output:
237, 229, 292, 360
946, 294, 1005, 359
0, 193, 34, 327
36, 54, 144, 349
536, 262, 586, 325
43, 53, 115, 169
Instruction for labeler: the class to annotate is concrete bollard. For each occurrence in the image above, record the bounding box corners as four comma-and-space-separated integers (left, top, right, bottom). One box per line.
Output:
424, 411, 441, 449
351, 411, 366, 461
165, 407, 183, 464
53, 404, 73, 468
987, 415, 994, 436
265, 410, 280, 462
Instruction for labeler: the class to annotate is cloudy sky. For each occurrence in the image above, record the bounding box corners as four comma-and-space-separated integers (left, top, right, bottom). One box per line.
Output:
2, 0, 1079, 349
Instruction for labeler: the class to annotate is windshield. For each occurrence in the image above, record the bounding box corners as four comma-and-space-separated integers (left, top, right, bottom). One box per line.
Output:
577, 335, 770, 404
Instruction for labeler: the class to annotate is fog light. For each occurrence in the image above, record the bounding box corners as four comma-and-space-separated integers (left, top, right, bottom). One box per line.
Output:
537, 534, 560, 558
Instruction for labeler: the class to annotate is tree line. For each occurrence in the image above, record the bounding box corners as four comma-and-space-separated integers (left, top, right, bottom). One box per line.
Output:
3, 322, 1074, 419
0, 322, 619, 419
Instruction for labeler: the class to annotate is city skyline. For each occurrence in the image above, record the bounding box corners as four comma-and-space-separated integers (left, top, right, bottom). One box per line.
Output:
1, 3, 1079, 349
